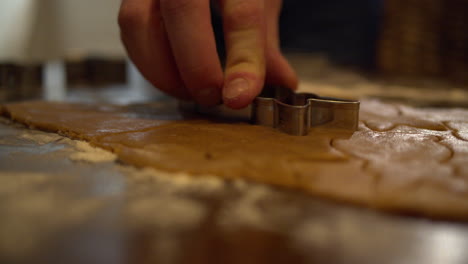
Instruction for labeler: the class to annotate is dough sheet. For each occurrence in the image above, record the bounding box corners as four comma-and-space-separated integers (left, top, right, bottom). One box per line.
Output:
1, 100, 467, 219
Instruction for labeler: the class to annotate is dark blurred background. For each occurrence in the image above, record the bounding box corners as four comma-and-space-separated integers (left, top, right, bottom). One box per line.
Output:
280, 0, 383, 70
214, 0, 467, 82
1, 0, 467, 103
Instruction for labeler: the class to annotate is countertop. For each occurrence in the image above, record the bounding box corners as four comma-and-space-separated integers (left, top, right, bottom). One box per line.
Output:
1, 57, 468, 264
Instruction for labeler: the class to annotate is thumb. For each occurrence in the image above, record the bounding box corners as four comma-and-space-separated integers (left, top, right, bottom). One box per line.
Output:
220, 0, 266, 109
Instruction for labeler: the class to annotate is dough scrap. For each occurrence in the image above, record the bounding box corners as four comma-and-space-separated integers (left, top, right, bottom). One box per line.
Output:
360, 99, 447, 132
2, 100, 468, 220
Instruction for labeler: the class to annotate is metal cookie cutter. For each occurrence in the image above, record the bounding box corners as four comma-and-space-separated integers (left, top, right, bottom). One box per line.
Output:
181, 86, 360, 136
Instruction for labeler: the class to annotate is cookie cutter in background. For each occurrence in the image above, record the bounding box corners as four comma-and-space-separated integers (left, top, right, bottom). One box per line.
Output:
180, 86, 360, 136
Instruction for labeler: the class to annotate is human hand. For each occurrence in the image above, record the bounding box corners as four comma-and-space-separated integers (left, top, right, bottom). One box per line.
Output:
118, 0, 298, 109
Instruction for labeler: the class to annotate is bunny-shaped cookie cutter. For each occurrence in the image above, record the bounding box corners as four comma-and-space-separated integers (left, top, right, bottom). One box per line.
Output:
181, 86, 360, 136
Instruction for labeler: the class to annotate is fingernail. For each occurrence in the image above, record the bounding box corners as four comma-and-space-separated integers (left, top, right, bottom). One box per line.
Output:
224, 78, 249, 100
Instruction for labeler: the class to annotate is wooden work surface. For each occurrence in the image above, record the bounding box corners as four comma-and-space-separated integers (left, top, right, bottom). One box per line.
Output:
1, 57, 468, 264
1, 109, 468, 264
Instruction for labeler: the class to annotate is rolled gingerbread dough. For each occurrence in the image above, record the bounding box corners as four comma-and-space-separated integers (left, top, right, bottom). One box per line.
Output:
1, 100, 467, 220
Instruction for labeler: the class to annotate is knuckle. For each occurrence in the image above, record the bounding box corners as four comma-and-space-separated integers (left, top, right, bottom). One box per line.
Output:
228, 51, 260, 69
118, 4, 142, 32
229, 55, 255, 68
224, 1, 263, 29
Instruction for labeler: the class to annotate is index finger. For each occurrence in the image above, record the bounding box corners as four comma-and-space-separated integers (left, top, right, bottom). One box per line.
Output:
220, 0, 266, 109
160, 0, 224, 106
